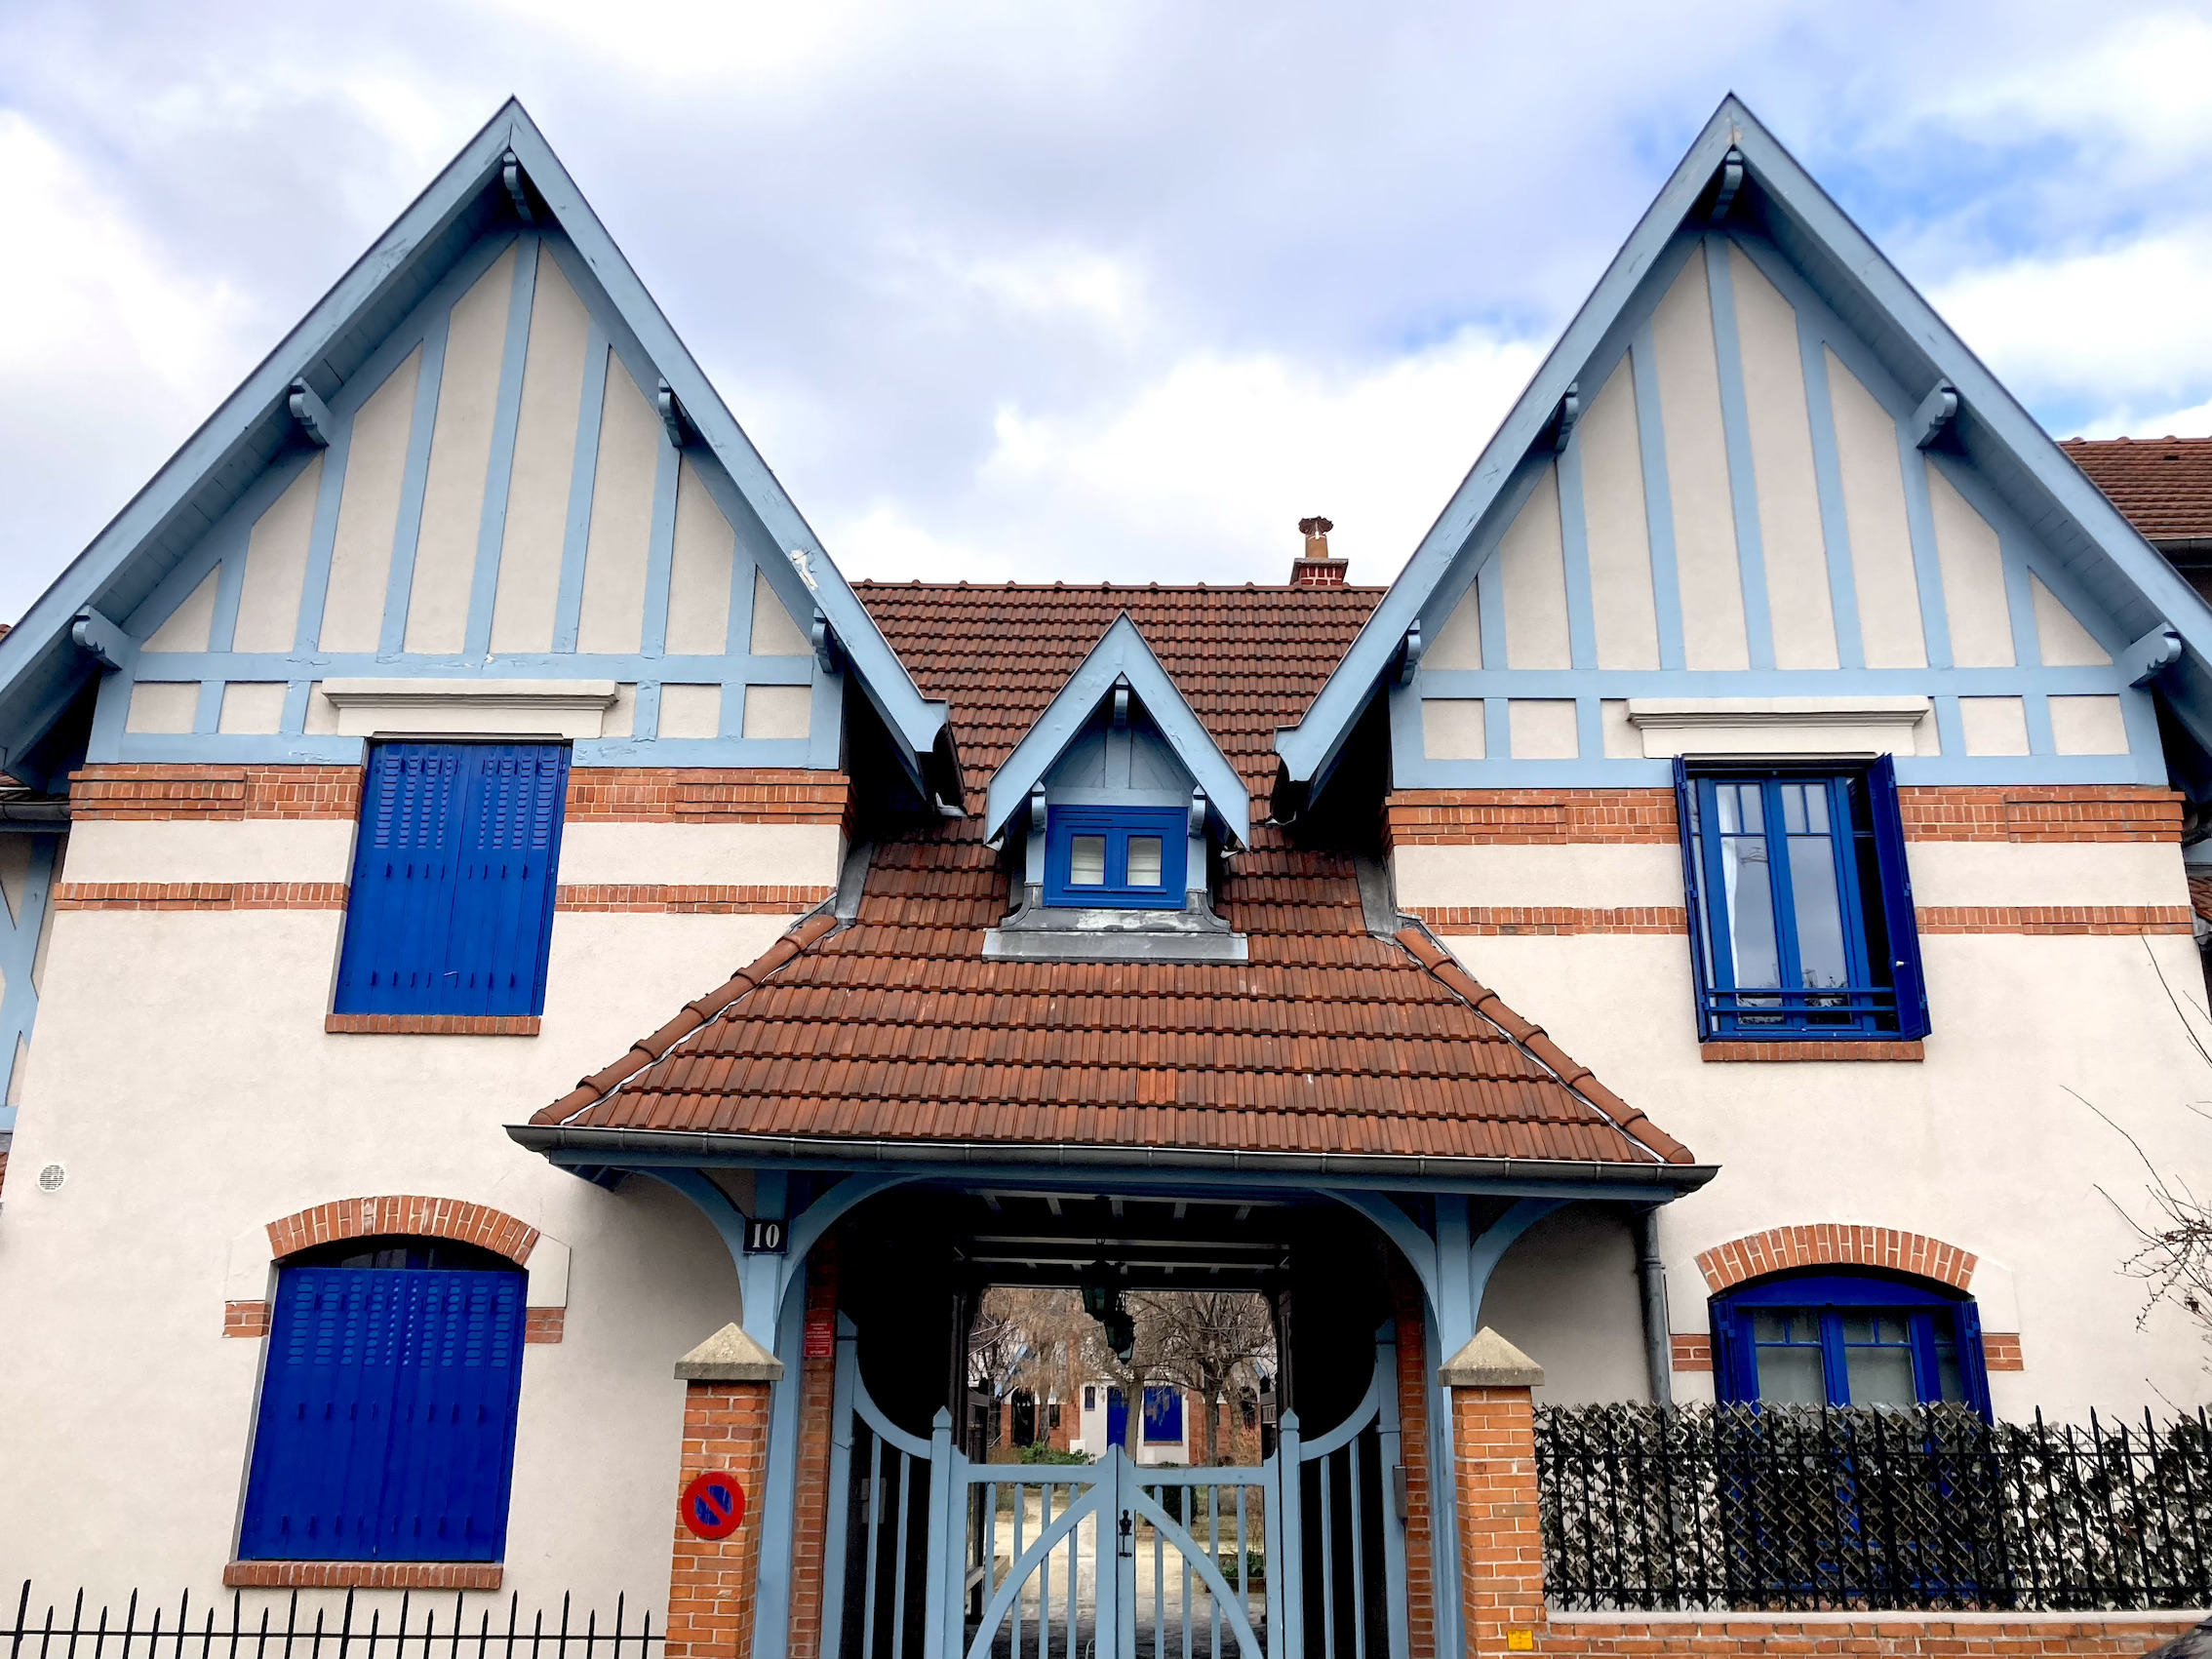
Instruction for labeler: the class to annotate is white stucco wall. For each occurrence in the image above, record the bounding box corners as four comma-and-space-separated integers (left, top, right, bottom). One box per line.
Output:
1401, 834, 2212, 1419
0, 813, 828, 1611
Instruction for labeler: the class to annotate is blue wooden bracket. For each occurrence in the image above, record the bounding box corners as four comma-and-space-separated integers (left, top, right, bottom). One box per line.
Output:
1395, 619, 1424, 688
1549, 380, 1582, 453
2127, 622, 2185, 688
1709, 147, 1744, 222
1913, 381, 1960, 450
810, 609, 842, 674
287, 379, 333, 448
500, 149, 534, 223
655, 378, 690, 449
69, 608, 133, 672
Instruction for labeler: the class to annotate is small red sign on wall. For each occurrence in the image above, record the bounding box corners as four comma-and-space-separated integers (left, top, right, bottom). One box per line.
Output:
804, 1310, 835, 1360
680, 1472, 746, 1540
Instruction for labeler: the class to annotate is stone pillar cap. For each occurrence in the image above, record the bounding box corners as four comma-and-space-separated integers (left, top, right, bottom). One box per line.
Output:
1439, 1326, 1544, 1389
675, 1322, 786, 1382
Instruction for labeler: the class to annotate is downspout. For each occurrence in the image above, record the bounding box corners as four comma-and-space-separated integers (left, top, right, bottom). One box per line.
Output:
1632, 1206, 1673, 1406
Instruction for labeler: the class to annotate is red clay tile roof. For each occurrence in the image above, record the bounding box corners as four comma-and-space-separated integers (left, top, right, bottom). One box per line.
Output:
2062, 437, 2212, 544
531, 584, 1697, 1172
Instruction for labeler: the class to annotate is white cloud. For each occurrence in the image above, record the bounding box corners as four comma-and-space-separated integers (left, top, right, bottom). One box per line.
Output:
1932, 226, 2212, 421
828, 325, 1545, 586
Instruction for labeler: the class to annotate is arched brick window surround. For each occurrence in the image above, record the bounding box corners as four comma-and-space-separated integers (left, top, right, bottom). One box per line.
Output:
1695, 1224, 1975, 1294
265, 1196, 540, 1266
1682, 1224, 2020, 1375
225, 1197, 562, 1345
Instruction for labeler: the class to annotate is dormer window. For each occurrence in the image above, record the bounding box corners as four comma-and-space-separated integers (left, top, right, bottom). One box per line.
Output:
1047, 806, 1186, 909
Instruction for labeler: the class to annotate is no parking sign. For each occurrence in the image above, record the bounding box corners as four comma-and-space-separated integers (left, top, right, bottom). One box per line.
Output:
680, 1471, 746, 1540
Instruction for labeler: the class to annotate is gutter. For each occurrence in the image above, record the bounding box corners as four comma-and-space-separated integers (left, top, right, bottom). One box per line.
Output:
505, 1123, 1719, 1192
0, 794, 69, 830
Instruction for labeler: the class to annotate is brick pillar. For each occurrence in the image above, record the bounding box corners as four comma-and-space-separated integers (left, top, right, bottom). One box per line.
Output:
786, 1242, 841, 1659
1442, 1327, 1546, 1659
1391, 1266, 1438, 1659
667, 1324, 786, 1659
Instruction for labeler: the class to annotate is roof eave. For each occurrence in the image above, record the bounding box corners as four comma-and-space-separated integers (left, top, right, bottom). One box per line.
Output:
505, 1123, 1718, 1196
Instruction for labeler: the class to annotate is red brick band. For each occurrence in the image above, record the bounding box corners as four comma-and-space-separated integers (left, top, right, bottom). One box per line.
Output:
555, 884, 835, 914
1985, 1332, 2026, 1371
68, 763, 851, 826
1697, 1225, 1975, 1294
1412, 905, 1689, 934
266, 1197, 539, 1266
527, 1308, 566, 1344
324, 1014, 542, 1036
1701, 1041, 1925, 1062
223, 1562, 502, 1590
55, 882, 349, 911
565, 769, 849, 825
1383, 785, 2182, 849
71, 765, 362, 821
1670, 1333, 1713, 1372
1916, 905, 2192, 934
1547, 1615, 2200, 1654
224, 1300, 272, 1338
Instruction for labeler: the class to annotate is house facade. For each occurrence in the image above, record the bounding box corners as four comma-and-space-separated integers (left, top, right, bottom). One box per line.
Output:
0, 95, 2209, 1659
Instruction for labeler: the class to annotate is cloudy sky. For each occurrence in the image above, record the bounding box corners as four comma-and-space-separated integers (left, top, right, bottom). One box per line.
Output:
6, 2, 2212, 622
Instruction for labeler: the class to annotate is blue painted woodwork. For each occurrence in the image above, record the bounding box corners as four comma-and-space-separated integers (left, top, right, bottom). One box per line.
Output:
0, 835, 59, 1134
1674, 756, 1927, 1041
984, 614, 1247, 843
238, 1261, 526, 1562
1043, 804, 1187, 909
1273, 96, 2212, 810
1711, 1272, 1991, 1417
1106, 1387, 1128, 1449
334, 742, 570, 1017
1141, 1385, 1184, 1444
0, 100, 948, 799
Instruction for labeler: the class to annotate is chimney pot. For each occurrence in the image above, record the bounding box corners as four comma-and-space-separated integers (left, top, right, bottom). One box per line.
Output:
1291, 517, 1347, 586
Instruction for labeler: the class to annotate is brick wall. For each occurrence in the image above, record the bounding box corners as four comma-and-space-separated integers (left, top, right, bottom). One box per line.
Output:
563, 769, 849, 826
70, 765, 360, 820
1450, 1387, 1546, 1657
1384, 785, 2183, 850
665, 1380, 774, 1659
1391, 1268, 1438, 1659
786, 1243, 841, 1659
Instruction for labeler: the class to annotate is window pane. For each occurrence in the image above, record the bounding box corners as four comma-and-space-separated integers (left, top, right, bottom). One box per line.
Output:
1126, 836, 1164, 887
1934, 1333, 1965, 1403
1756, 1345, 1828, 1404
1844, 1344, 1917, 1406
1070, 835, 1106, 885
1720, 830, 1780, 989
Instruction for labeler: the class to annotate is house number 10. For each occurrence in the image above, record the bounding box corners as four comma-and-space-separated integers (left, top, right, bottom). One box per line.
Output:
744, 1219, 787, 1253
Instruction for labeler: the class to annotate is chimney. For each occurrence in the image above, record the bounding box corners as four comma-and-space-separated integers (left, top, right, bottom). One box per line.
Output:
1291, 517, 1348, 587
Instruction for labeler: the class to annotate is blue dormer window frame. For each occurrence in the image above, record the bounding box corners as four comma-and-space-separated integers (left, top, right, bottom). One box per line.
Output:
1712, 1271, 1991, 1418
1675, 754, 1928, 1042
1044, 805, 1188, 910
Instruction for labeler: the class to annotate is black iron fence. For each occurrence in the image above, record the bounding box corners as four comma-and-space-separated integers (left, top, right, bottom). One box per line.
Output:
1536, 1402, 2212, 1612
3, 1585, 662, 1659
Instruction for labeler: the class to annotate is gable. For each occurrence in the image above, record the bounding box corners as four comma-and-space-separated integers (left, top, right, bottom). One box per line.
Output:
0, 100, 953, 795
1279, 96, 2212, 810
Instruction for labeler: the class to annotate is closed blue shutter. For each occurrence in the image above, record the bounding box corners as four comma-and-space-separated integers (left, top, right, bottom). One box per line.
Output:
335, 743, 569, 1016
240, 1266, 525, 1562
1865, 755, 1930, 1040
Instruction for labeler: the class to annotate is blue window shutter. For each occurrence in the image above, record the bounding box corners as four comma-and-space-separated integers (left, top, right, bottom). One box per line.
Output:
240, 1266, 526, 1562
334, 743, 569, 1017
448, 745, 570, 1016
1672, 758, 1718, 1040
1954, 1299, 1994, 1418
1866, 755, 1930, 1039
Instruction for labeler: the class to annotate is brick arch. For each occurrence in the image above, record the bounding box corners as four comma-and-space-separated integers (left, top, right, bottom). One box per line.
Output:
1695, 1225, 1976, 1296
265, 1196, 540, 1266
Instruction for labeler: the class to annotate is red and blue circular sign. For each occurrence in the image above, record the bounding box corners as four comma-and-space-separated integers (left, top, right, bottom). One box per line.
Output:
681, 1472, 747, 1540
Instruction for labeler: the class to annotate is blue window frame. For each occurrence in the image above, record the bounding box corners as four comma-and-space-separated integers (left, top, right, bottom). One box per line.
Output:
1675, 755, 1927, 1041
1044, 805, 1187, 910
1712, 1272, 1990, 1417
1141, 1385, 1185, 1444
238, 1239, 527, 1562
335, 742, 571, 1017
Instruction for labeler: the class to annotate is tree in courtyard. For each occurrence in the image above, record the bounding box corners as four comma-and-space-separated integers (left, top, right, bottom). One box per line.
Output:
1125, 1289, 1276, 1466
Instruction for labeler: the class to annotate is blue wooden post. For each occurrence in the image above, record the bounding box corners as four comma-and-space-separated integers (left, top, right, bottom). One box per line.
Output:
1374, 1326, 1410, 1659
1277, 1409, 1304, 1659
815, 1323, 860, 1659
921, 1406, 955, 1659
